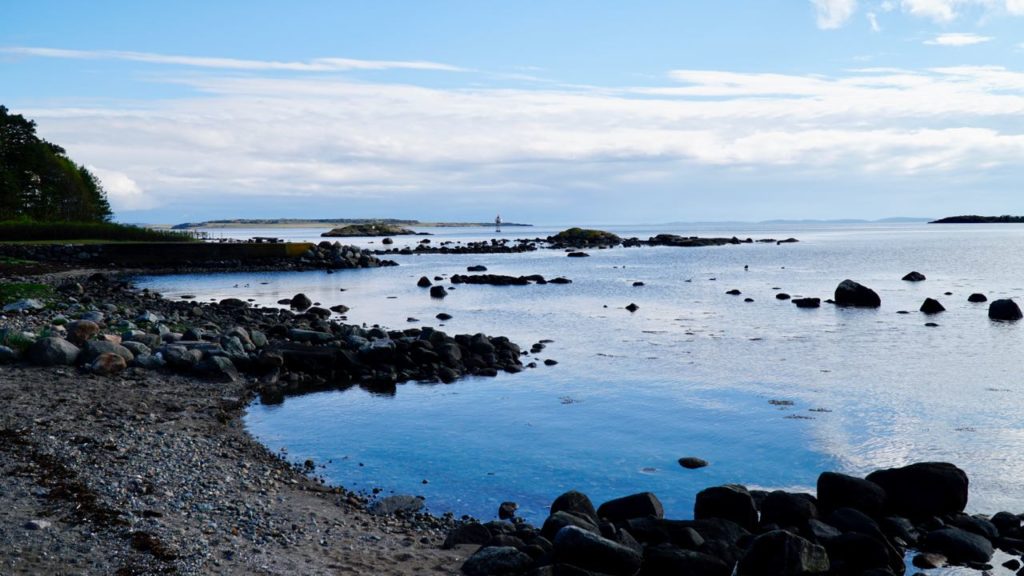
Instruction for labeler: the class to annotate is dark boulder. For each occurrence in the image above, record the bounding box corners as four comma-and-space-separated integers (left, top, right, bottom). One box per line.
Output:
866, 462, 968, 519
988, 299, 1022, 321
736, 530, 829, 575
921, 527, 994, 565
27, 337, 80, 366
597, 492, 664, 523
902, 271, 926, 282
461, 546, 533, 576
498, 502, 518, 520
947, 514, 998, 540
817, 471, 886, 516
542, 511, 600, 541
834, 279, 881, 308
776, 293, 791, 300
552, 525, 643, 576
825, 532, 894, 574
641, 544, 731, 576
417, 276, 432, 287
760, 491, 818, 529
678, 457, 709, 469
429, 286, 448, 299
567, 251, 590, 258
920, 298, 945, 314
726, 289, 741, 295
289, 293, 312, 311
625, 303, 639, 312
694, 484, 758, 531
443, 522, 491, 548
967, 293, 987, 303
793, 298, 821, 308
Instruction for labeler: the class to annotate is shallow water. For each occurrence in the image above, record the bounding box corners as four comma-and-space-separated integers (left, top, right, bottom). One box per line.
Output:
137, 222, 1024, 524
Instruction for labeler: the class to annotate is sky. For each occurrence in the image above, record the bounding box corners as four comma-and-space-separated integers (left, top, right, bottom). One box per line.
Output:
3, 0, 1024, 225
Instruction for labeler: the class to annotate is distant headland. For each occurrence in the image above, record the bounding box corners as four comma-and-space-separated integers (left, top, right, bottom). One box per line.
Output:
168, 218, 532, 229
930, 215, 1024, 224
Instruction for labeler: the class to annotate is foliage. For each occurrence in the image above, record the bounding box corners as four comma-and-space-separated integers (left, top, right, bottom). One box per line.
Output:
0, 105, 112, 222
0, 220, 195, 242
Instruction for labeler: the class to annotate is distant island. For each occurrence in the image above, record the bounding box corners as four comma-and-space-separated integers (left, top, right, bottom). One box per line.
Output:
321, 223, 418, 237
930, 215, 1024, 224
169, 218, 531, 229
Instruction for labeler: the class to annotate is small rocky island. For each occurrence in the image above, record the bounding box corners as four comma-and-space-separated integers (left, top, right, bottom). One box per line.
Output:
321, 223, 419, 237
931, 215, 1024, 224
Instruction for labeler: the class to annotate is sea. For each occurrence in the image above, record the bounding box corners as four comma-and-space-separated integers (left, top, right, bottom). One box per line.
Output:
135, 222, 1024, 529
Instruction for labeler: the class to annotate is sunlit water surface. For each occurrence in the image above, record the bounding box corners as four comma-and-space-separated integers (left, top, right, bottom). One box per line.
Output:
136, 223, 1024, 525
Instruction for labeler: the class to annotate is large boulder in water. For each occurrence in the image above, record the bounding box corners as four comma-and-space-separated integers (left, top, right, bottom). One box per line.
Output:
902, 271, 926, 282
988, 299, 1022, 321
834, 279, 881, 308
866, 462, 968, 519
920, 298, 945, 314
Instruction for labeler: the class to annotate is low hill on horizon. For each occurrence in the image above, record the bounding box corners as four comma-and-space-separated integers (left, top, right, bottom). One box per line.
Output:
168, 218, 532, 229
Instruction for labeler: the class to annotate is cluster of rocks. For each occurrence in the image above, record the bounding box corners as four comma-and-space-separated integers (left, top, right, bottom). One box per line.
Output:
376, 238, 539, 256
450, 462, 1019, 576
0, 274, 525, 402
0, 241, 395, 273
756, 276, 1015, 320
449, 274, 573, 286
641, 235, 799, 248
300, 241, 397, 270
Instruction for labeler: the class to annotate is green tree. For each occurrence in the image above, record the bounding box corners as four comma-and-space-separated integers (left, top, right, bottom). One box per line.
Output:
0, 105, 112, 222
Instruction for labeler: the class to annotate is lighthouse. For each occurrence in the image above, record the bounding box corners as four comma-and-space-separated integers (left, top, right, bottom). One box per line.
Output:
495, 214, 502, 233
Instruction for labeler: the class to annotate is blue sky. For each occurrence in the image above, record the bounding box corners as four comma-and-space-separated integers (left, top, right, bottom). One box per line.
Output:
3, 0, 1024, 224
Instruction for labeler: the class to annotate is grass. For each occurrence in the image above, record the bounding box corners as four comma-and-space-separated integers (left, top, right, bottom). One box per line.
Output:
0, 221, 197, 243
0, 282, 53, 306
0, 255, 36, 265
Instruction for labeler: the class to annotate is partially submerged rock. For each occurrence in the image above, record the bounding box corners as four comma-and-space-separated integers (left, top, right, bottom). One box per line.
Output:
547, 227, 622, 248
988, 298, 1022, 321
834, 279, 881, 308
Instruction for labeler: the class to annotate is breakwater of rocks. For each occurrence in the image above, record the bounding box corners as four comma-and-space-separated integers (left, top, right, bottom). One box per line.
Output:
449, 462, 1016, 575
0, 273, 523, 403
0, 240, 396, 272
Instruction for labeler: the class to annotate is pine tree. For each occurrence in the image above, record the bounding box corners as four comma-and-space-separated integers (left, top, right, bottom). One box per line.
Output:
0, 105, 112, 222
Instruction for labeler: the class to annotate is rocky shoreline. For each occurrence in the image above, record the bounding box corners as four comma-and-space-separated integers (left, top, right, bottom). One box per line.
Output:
3, 264, 1017, 575
450, 462, 1024, 575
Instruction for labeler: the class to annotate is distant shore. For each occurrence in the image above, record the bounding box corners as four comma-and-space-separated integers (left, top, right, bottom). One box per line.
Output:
160, 219, 532, 230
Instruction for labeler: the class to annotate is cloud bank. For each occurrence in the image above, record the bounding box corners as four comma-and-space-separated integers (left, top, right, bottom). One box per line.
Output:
11, 47, 1024, 220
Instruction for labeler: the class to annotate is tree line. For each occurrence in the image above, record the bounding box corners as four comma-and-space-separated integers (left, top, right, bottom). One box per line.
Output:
0, 105, 112, 222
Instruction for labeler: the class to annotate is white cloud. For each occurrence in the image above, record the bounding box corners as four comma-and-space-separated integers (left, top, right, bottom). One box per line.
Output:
1008, 0, 1024, 13
901, 0, 958, 21
0, 46, 465, 73
812, 0, 859, 28
867, 11, 882, 30
925, 32, 994, 45
88, 167, 159, 211
18, 55, 1024, 218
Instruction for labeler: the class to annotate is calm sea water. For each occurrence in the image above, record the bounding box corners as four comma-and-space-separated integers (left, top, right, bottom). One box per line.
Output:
136, 222, 1024, 525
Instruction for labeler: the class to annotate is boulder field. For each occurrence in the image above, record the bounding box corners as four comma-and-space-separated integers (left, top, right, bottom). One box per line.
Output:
0, 273, 525, 403
450, 462, 1013, 576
